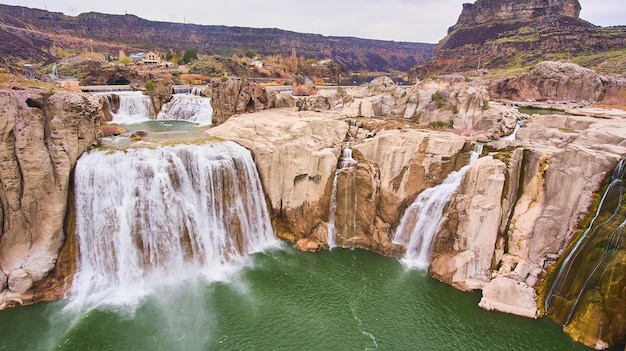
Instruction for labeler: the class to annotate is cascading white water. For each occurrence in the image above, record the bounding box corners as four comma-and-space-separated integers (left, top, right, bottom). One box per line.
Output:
327, 143, 357, 249
70, 141, 277, 308
502, 120, 524, 141
105, 91, 155, 124
157, 94, 213, 125
393, 144, 483, 269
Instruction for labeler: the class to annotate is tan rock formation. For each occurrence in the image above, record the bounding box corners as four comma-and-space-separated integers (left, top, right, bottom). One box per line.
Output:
206, 78, 273, 124
205, 109, 348, 240
431, 156, 506, 291
206, 108, 470, 256
0, 89, 102, 308
489, 61, 604, 102
429, 106, 626, 334
297, 76, 521, 140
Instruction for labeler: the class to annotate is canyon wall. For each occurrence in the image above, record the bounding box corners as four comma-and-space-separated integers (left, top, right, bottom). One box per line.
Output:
0, 89, 102, 308
207, 63, 626, 348
409, 0, 626, 79
0, 61, 624, 348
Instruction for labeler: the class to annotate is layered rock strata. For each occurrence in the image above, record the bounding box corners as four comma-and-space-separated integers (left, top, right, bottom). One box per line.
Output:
0, 89, 102, 308
409, 0, 626, 79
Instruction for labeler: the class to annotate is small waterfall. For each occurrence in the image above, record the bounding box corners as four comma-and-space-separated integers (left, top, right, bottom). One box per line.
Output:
172, 86, 203, 95
545, 159, 626, 325
157, 94, 213, 125
502, 120, 524, 141
70, 141, 277, 308
327, 143, 357, 249
393, 144, 483, 269
103, 91, 155, 124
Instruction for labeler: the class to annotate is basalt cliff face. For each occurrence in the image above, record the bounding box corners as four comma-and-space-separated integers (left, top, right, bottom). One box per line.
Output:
0, 89, 102, 308
409, 0, 626, 79
0, 4, 434, 73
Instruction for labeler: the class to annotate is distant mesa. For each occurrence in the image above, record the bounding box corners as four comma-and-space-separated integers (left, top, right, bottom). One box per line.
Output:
410, 0, 626, 80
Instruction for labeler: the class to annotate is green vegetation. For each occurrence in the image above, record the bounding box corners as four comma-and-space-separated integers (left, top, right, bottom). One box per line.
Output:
452, 105, 459, 115
429, 120, 450, 129
220, 76, 228, 82
244, 50, 255, 58
181, 49, 198, 64
144, 80, 155, 91
571, 49, 626, 75
482, 101, 490, 111
431, 90, 444, 108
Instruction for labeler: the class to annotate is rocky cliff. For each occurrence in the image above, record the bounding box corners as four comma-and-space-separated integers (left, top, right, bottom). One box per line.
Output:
0, 89, 102, 308
207, 62, 626, 348
1, 60, 625, 348
0, 4, 434, 73
410, 0, 626, 79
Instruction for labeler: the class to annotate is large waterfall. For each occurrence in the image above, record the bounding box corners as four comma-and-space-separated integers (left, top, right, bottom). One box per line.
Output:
393, 144, 483, 269
106, 91, 155, 124
70, 141, 277, 308
157, 93, 213, 125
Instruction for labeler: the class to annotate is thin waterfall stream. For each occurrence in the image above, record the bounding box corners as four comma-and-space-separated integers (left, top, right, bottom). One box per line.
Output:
545, 158, 626, 330
327, 142, 357, 249
393, 144, 483, 269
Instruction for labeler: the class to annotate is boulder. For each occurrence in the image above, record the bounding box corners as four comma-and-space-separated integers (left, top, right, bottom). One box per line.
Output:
101, 124, 124, 137
294, 238, 325, 252
478, 276, 539, 319
489, 61, 604, 102
206, 78, 273, 124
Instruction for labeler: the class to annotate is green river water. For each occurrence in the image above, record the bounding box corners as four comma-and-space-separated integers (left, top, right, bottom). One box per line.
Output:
0, 246, 616, 351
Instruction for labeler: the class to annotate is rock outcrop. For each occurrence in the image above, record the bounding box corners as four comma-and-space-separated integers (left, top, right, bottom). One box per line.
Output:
0, 89, 102, 308
295, 76, 521, 140
203, 78, 274, 125
206, 109, 471, 256
409, 0, 626, 79
489, 61, 609, 102
430, 106, 626, 345
452, 0, 580, 28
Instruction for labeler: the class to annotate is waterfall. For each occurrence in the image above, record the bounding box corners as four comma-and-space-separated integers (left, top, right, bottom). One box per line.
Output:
104, 91, 155, 124
393, 144, 483, 269
157, 94, 213, 125
502, 120, 524, 141
70, 141, 277, 308
327, 143, 357, 249
545, 159, 626, 325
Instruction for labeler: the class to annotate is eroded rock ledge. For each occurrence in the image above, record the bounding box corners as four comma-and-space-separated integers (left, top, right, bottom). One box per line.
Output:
0, 89, 102, 308
1, 61, 625, 349
207, 64, 626, 349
